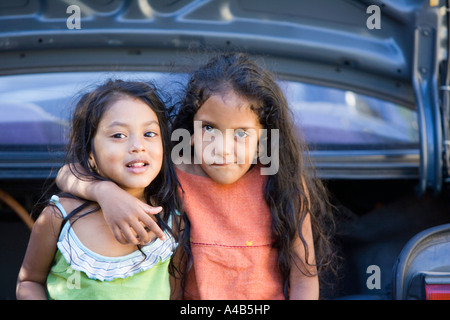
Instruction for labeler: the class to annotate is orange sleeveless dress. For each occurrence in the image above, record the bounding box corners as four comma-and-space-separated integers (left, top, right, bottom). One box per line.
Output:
176, 165, 284, 300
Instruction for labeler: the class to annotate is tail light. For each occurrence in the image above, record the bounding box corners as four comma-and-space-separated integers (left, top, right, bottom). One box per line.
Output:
425, 284, 450, 300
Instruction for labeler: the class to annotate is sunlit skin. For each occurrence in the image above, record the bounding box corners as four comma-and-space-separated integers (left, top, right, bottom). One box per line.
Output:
180, 90, 262, 184
90, 97, 163, 200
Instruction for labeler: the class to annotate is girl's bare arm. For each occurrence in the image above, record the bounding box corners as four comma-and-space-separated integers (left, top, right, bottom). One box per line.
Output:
289, 213, 320, 300
16, 205, 60, 299
55, 164, 165, 244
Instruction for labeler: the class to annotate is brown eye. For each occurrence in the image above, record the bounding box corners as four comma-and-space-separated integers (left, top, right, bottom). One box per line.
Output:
203, 125, 215, 133
112, 133, 126, 139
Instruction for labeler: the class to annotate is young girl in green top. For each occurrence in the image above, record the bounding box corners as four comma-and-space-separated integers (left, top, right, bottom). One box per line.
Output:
16, 80, 181, 300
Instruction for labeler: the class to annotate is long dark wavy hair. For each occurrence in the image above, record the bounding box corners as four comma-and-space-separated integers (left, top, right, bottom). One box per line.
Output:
173, 52, 338, 298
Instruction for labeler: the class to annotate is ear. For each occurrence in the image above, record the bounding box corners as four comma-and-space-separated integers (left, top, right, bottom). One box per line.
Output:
88, 153, 98, 173
190, 133, 195, 146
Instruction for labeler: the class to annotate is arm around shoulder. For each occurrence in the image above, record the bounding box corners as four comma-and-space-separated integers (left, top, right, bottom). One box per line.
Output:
56, 163, 115, 201
56, 164, 165, 244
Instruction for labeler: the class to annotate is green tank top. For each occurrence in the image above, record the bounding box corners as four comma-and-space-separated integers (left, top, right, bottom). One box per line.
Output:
46, 195, 175, 300
47, 251, 171, 300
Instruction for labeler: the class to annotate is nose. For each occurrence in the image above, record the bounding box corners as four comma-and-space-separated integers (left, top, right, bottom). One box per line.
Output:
129, 135, 146, 153
215, 130, 233, 157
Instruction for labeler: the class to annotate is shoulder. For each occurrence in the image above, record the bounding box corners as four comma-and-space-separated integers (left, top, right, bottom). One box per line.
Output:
36, 195, 84, 226
55, 195, 85, 214
32, 199, 65, 241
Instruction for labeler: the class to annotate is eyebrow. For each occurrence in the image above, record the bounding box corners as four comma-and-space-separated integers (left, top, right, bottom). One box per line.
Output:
196, 119, 217, 127
107, 120, 159, 128
195, 119, 258, 130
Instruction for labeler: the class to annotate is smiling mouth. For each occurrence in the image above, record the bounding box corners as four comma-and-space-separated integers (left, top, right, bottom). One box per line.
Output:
126, 160, 149, 169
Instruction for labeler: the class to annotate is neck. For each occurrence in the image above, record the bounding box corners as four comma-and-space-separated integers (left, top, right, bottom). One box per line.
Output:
124, 188, 146, 202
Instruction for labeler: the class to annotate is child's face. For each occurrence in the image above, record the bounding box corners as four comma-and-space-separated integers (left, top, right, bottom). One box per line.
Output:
192, 90, 262, 184
90, 96, 163, 199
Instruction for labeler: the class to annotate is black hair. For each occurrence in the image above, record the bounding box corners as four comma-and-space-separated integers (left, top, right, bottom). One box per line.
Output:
173, 52, 338, 299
